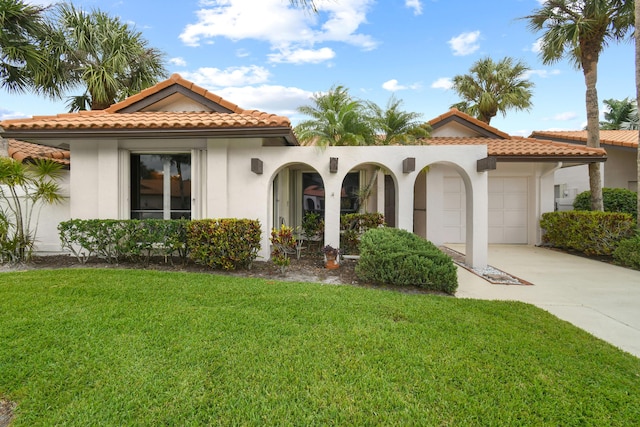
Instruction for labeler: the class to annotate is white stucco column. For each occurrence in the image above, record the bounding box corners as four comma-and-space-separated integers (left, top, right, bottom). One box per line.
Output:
465, 171, 488, 269
322, 173, 342, 250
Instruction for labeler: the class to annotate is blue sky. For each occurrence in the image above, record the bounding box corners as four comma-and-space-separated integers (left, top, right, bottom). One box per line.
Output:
1, 0, 635, 136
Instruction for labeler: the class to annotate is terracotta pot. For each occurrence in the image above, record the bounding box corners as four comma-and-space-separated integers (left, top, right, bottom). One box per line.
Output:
325, 258, 339, 269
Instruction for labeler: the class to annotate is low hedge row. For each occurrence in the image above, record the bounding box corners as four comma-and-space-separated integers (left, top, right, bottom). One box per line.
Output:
573, 188, 637, 218
188, 219, 261, 270
58, 218, 261, 270
540, 211, 635, 256
613, 234, 640, 270
356, 228, 458, 294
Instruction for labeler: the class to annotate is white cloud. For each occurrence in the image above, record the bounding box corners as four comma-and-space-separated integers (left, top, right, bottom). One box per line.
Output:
448, 31, 481, 56
531, 38, 543, 53
181, 65, 271, 87
268, 47, 335, 64
523, 69, 561, 79
214, 85, 313, 116
169, 57, 187, 67
382, 79, 421, 91
236, 48, 250, 58
552, 112, 578, 121
431, 77, 453, 90
0, 108, 27, 120
405, 0, 422, 15
179, 0, 377, 60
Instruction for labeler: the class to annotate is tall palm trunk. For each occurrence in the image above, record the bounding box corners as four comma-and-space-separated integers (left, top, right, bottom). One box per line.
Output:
636, 0, 640, 228
582, 52, 604, 211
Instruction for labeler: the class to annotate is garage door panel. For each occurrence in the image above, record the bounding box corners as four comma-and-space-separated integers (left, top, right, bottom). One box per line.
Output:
504, 177, 527, 192
504, 211, 527, 227
505, 194, 527, 210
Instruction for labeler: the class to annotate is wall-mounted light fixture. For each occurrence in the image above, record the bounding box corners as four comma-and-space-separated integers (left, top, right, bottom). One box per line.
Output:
476, 156, 496, 172
329, 157, 338, 173
403, 157, 416, 173
251, 158, 263, 174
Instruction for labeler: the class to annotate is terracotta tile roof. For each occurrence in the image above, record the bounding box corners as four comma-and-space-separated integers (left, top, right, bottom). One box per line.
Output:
0, 111, 291, 131
428, 108, 511, 139
530, 130, 639, 149
425, 136, 606, 159
0, 74, 293, 133
106, 73, 245, 114
6, 139, 70, 166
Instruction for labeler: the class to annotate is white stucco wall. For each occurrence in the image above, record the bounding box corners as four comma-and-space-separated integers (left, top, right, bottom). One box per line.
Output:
30, 138, 490, 268
604, 147, 637, 190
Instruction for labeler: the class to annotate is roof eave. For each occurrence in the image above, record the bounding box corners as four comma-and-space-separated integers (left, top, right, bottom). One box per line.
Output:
495, 155, 607, 163
1, 126, 298, 144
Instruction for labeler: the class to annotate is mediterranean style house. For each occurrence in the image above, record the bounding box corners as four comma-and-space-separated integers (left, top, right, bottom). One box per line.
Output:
1, 74, 606, 269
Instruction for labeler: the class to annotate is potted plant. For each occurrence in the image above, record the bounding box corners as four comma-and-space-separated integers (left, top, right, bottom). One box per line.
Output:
322, 245, 340, 269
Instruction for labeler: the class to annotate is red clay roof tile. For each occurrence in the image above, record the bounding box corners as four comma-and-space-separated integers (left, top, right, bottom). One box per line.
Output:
7, 139, 70, 166
530, 130, 638, 149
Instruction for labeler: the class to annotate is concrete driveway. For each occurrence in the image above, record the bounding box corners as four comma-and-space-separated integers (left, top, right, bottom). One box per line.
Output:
452, 245, 640, 358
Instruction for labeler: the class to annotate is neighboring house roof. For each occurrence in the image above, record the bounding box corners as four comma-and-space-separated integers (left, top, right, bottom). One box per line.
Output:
530, 130, 638, 149
0, 74, 298, 145
428, 108, 511, 139
6, 139, 70, 167
425, 109, 606, 162
426, 136, 606, 161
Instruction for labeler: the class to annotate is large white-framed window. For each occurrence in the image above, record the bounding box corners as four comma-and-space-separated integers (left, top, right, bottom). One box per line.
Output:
130, 153, 192, 219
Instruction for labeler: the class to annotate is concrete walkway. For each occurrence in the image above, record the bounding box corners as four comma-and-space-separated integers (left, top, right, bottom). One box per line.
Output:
451, 245, 640, 358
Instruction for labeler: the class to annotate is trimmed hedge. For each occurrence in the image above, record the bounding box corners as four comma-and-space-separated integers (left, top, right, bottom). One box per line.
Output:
58, 219, 189, 264
356, 228, 458, 294
613, 234, 640, 270
188, 219, 261, 270
540, 211, 635, 256
573, 188, 637, 218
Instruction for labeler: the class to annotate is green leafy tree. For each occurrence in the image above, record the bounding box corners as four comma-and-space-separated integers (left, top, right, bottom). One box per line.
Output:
365, 95, 431, 145
295, 85, 375, 147
289, 0, 317, 12
600, 98, 638, 129
524, 0, 634, 212
53, 3, 167, 111
0, 157, 65, 263
0, 0, 67, 97
450, 56, 534, 124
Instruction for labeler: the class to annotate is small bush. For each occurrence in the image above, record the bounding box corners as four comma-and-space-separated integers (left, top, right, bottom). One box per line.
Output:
270, 224, 296, 273
340, 212, 385, 254
58, 219, 189, 264
356, 228, 457, 294
540, 211, 635, 256
613, 234, 640, 270
188, 219, 261, 270
573, 188, 637, 217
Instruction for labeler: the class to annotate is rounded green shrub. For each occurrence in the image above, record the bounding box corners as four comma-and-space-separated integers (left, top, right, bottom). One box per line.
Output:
355, 228, 457, 294
573, 188, 637, 217
613, 234, 640, 270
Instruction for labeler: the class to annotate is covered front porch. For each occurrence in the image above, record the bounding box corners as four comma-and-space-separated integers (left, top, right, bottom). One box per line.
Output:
244, 145, 489, 269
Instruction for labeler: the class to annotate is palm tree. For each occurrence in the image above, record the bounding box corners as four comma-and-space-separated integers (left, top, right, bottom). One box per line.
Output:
600, 98, 638, 129
450, 56, 534, 124
295, 85, 375, 147
289, 0, 317, 11
365, 95, 431, 145
524, 0, 634, 211
0, 0, 67, 98
53, 3, 167, 111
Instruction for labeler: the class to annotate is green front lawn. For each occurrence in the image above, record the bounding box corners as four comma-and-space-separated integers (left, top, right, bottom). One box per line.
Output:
1, 269, 638, 425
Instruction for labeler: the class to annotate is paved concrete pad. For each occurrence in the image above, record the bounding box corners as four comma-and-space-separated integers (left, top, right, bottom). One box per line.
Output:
452, 245, 640, 358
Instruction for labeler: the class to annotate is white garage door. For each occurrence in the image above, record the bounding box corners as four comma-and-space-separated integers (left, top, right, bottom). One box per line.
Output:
442, 176, 528, 244
488, 177, 528, 244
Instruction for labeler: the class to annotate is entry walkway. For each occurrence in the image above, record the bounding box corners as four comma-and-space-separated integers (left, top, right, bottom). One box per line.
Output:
451, 245, 640, 358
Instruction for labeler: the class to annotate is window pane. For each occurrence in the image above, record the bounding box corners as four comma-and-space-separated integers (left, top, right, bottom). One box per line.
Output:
131, 154, 191, 219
